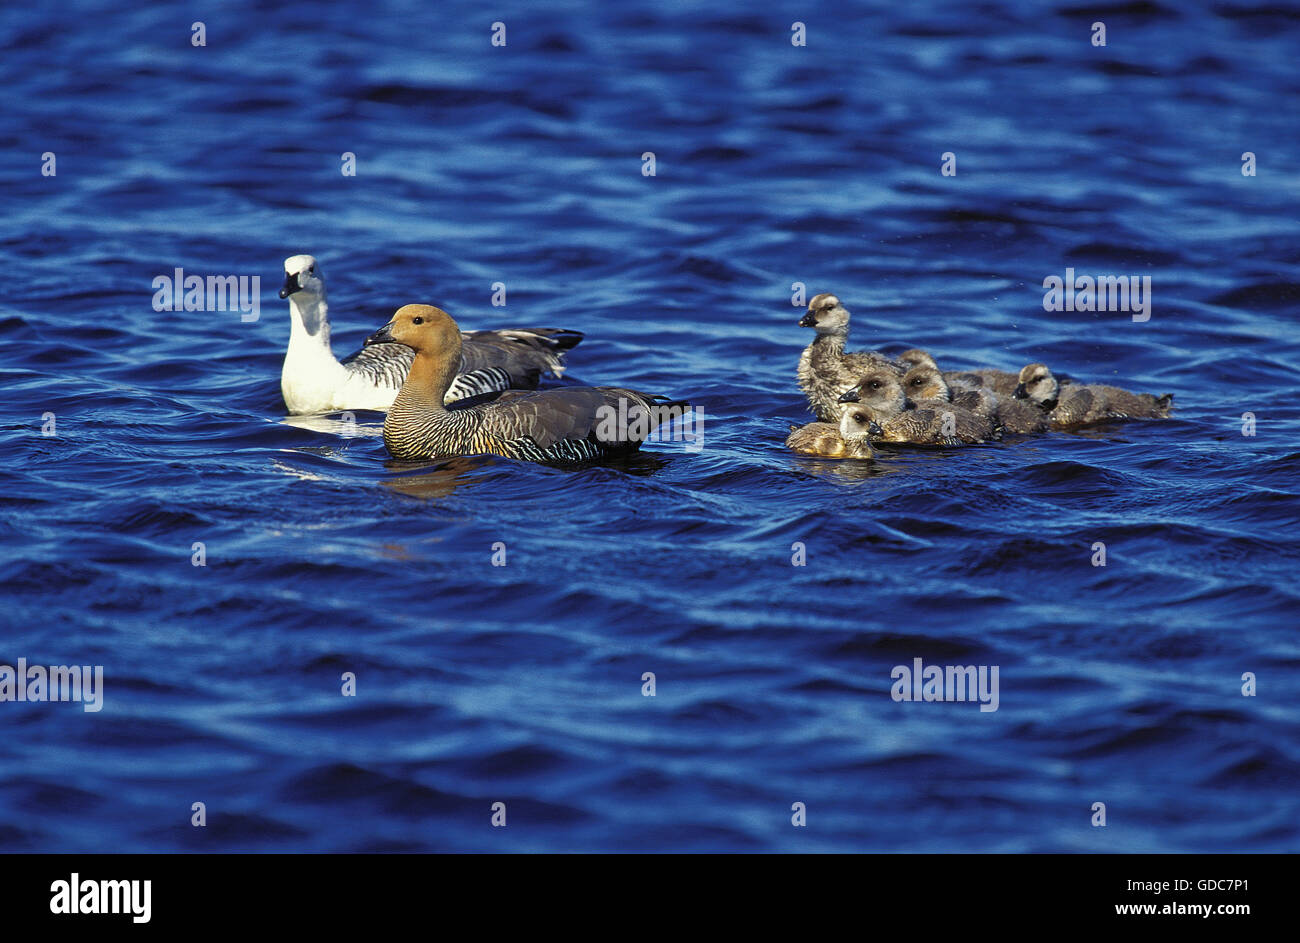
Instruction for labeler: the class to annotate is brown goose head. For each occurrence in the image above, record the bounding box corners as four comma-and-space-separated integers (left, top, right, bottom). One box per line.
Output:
799, 292, 850, 335
836, 365, 906, 417
1013, 362, 1059, 409
368, 304, 463, 360
902, 362, 949, 402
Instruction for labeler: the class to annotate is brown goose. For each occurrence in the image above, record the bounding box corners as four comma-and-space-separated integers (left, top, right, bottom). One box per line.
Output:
785, 408, 878, 459
1014, 363, 1173, 429
797, 293, 900, 422
280, 254, 583, 414
838, 366, 1001, 445
373, 305, 686, 462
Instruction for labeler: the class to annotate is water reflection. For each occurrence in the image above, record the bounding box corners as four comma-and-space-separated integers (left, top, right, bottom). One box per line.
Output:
280, 414, 384, 437
380, 449, 675, 499
382, 455, 496, 499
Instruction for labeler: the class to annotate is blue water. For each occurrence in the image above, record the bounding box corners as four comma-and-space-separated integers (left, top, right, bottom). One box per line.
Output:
3, 0, 1298, 853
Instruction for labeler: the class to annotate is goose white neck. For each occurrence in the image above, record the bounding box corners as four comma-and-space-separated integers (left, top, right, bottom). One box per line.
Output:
287, 293, 334, 357
281, 290, 352, 413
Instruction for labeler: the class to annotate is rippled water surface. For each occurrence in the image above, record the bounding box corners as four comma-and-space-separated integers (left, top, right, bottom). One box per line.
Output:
3, 0, 1299, 852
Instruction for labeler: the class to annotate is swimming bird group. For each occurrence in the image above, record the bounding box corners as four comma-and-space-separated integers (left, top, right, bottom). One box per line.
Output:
787, 292, 1173, 459
278, 255, 684, 462
276, 261, 1173, 465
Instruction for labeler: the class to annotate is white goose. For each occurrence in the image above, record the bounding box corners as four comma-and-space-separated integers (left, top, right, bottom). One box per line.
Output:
278, 254, 583, 415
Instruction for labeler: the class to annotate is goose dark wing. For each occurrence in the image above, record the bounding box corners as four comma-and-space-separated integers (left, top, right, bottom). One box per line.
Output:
459, 329, 584, 386
340, 341, 414, 389
481, 387, 669, 451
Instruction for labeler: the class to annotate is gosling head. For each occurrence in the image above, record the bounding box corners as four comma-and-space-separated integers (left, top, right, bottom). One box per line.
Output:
839, 407, 883, 442
1013, 363, 1059, 409
367, 304, 462, 358
798, 292, 850, 335
902, 363, 949, 402
897, 348, 938, 371
836, 366, 906, 417
280, 254, 325, 301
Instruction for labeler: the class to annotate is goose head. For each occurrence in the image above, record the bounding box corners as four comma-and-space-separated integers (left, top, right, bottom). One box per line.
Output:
902, 362, 949, 402
367, 304, 463, 360
1014, 363, 1059, 409
836, 365, 906, 417
897, 348, 938, 371
798, 292, 850, 335
280, 254, 325, 301
839, 407, 882, 442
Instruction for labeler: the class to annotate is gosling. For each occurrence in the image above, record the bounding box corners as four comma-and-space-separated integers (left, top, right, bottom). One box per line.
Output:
797, 292, 901, 422
785, 409, 878, 459
1014, 363, 1173, 429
